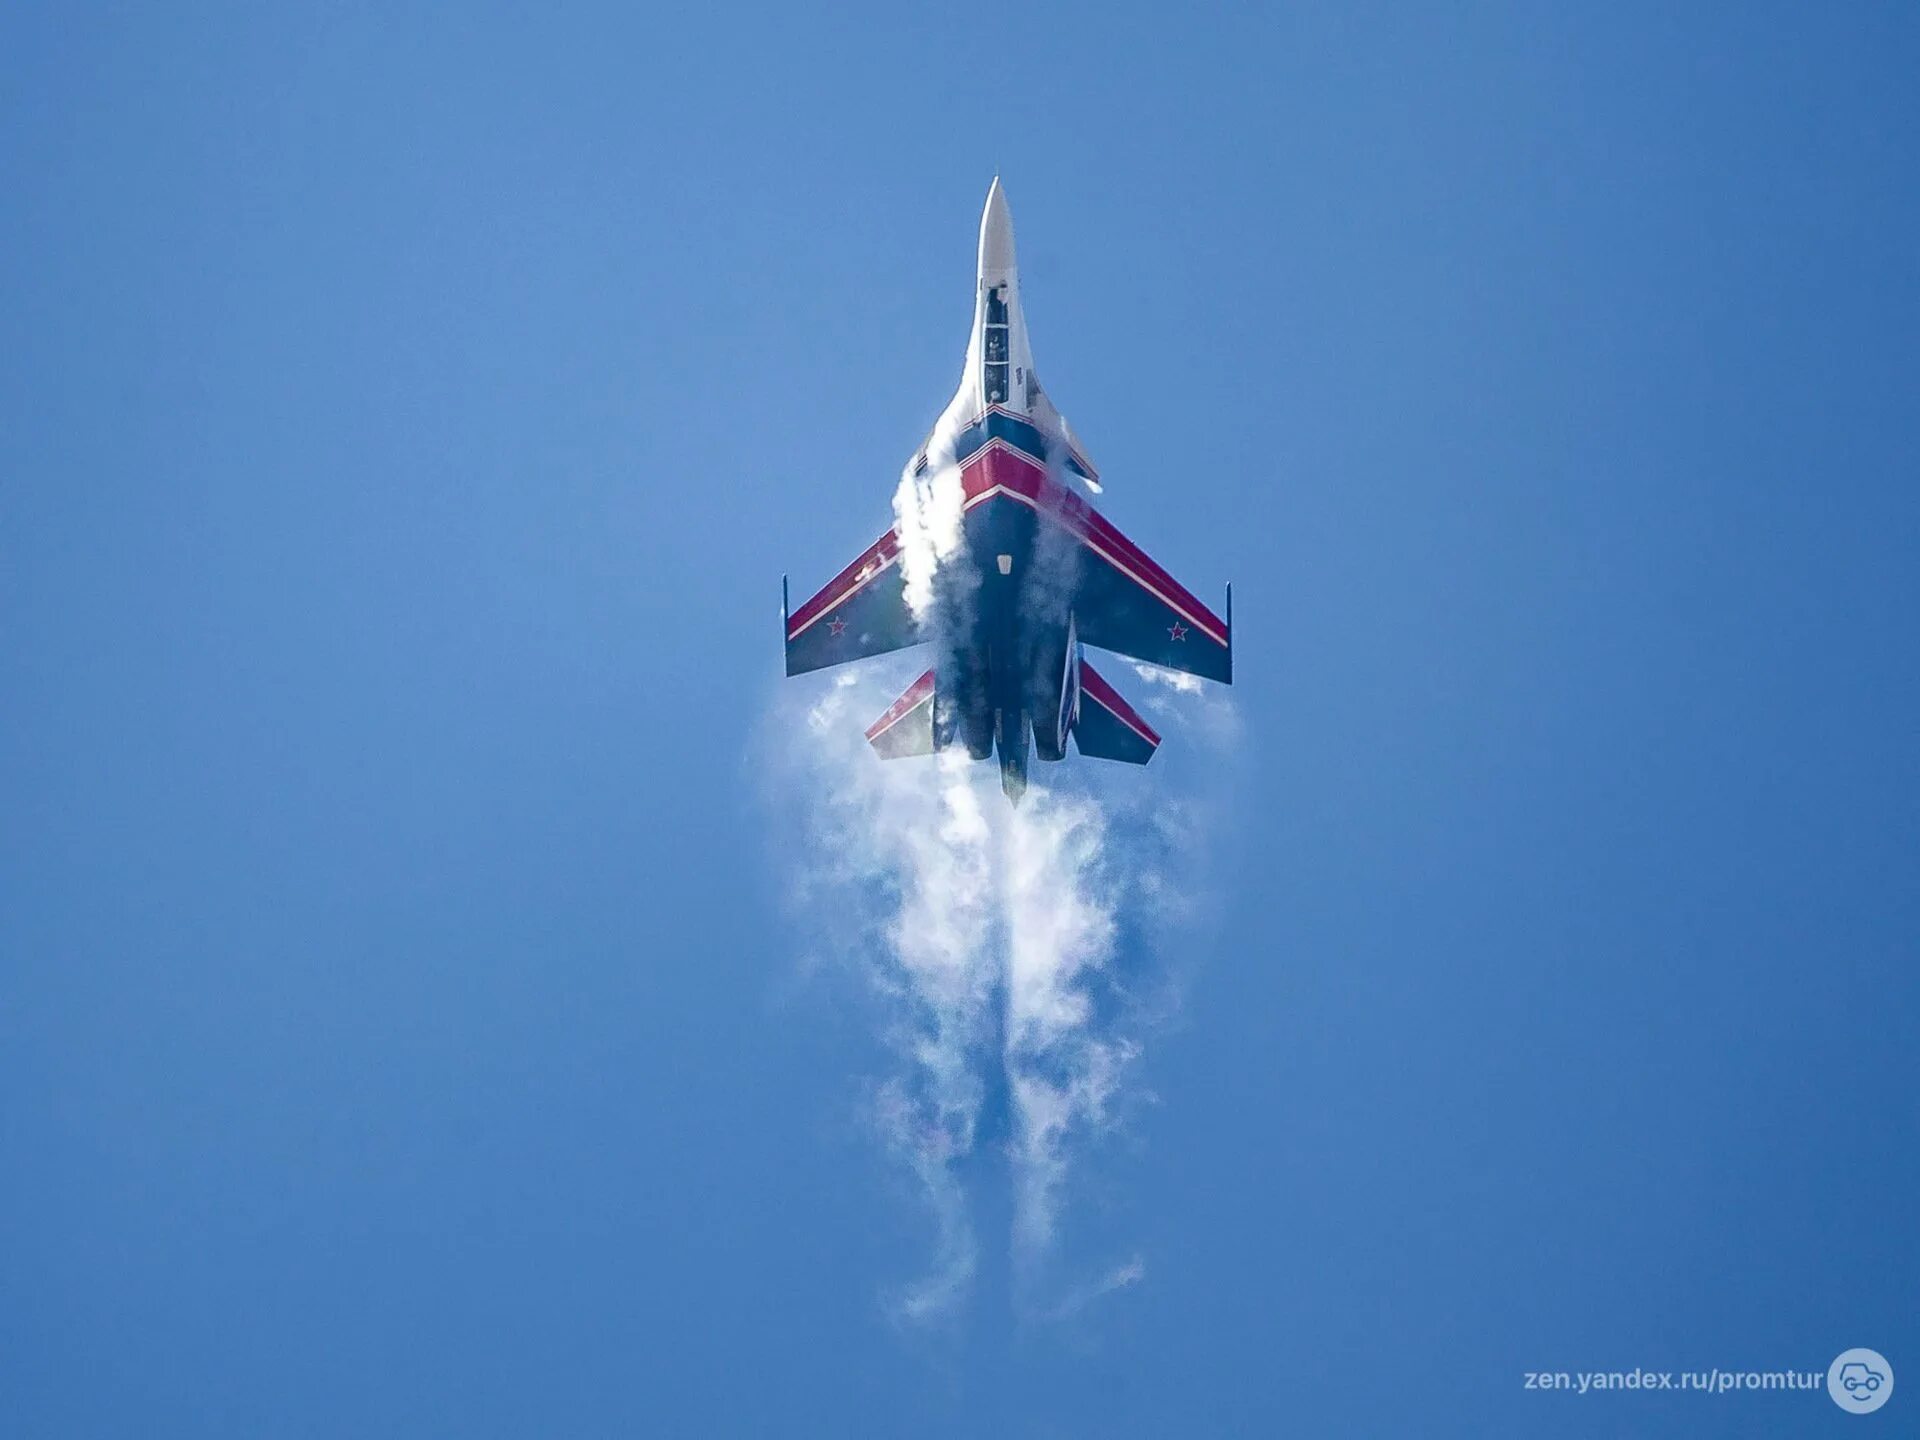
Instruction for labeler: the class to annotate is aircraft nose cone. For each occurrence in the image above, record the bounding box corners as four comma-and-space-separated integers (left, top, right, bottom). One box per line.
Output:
978, 176, 1016, 278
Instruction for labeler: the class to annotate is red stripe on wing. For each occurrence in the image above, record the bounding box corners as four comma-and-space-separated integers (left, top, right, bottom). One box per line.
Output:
787, 530, 901, 640
958, 445, 1228, 646
1078, 660, 1160, 748
864, 669, 937, 742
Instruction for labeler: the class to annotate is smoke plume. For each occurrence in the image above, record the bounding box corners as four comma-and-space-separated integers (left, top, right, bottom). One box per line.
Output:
765, 657, 1233, 1323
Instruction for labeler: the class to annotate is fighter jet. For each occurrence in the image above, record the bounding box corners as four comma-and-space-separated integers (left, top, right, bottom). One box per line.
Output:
781, 179, 1232, 803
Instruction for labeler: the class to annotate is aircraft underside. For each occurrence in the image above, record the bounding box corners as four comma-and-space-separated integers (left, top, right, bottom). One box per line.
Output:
780, 179, 1229, 804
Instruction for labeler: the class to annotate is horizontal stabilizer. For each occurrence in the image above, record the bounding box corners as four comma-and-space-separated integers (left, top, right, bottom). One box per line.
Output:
866, 670, 937, 759
1073, 659, 1159, 765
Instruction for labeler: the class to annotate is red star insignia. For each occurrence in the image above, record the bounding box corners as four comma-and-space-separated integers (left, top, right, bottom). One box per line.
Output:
828, 616, 848, 636
1168, 621, 1189, 641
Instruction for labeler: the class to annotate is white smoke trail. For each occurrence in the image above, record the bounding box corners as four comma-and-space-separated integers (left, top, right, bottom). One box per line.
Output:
1000, 787, 1128, 1266
1131, 661, 1206, 695
768, 663, 1235, 1322
1045, 1253, 1146, 1322
784, 672, 999, 1320
890, 419, 969, 626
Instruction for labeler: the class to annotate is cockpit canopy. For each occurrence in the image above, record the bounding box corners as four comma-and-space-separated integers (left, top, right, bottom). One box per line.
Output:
982, 283, 1011, 404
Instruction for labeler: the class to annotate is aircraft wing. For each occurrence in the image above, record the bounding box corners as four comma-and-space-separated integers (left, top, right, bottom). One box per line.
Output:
784, 529, 922, 676
1050, 491, 1232, 683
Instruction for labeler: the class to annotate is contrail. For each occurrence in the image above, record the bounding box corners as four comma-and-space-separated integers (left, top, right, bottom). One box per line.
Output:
1000, 783, 1124, 1264
780, 673, 997, 1319
766, 651, 1234, 1322
891, 446, 967, 627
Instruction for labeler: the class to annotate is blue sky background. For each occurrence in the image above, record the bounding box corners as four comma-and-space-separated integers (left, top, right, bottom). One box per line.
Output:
3, 4, 1916, 1435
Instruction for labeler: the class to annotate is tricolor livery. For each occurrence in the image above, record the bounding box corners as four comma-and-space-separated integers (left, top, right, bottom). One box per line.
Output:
782, 180, 1232, 802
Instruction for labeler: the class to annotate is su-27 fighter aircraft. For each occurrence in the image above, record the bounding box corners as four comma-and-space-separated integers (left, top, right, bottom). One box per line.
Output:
782, 179, 1232, 803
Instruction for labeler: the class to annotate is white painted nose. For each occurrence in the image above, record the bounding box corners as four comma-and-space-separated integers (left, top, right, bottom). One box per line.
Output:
977, 176, 1016, 280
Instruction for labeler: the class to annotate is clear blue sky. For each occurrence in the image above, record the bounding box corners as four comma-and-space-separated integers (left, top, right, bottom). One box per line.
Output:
3, 4, 1915, 1436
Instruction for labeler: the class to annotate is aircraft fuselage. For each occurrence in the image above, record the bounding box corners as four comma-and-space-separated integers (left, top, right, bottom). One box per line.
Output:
781, 180, 1227, 803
